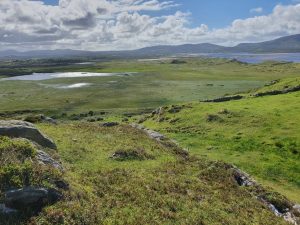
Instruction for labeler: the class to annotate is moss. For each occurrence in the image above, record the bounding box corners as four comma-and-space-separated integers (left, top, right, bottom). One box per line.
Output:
0, 137, 62, 204
0, 136, 37, 163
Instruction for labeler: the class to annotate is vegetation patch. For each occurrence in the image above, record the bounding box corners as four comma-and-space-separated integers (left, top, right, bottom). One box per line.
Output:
206, 114, 224, 122
111, 148, 155, 161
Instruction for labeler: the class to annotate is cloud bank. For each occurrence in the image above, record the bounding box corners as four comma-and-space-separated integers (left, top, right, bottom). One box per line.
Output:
0, 0, 300, 51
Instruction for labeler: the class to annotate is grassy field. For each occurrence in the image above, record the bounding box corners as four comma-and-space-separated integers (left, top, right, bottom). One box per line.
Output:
141, 78, 300, 202
0, 58, 299, 115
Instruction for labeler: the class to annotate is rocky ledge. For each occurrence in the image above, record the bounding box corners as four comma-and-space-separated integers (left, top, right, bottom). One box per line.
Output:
0, 120, 57, 149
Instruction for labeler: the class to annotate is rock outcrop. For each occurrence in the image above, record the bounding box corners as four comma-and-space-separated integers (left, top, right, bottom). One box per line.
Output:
0, 120, 57, 149
4, 187, 62, 211
101, 122, 119, 127
232, 166, 300, 225
37, 150, 63, 171
131, 124, 165, 141
202, 95, 244, 103
253, 85, 300, 97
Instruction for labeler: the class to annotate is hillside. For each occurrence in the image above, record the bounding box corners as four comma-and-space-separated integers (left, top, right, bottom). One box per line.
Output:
140, 78, 300, 202
231, 34, 300, 53
0, 78, 299, 224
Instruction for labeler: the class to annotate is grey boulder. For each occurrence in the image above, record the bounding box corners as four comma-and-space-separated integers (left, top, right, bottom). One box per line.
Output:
0, 204, 18, 215
0, 120, 57, 149
37, 150, 63, 171
5, 187, 62, 210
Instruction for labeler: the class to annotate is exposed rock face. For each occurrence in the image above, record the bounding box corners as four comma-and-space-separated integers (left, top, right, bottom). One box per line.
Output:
232, 166, 300, 225
131, 124, 165, 141
37, 150, 63, 171
202, 95, 243, 103
0, 120, 57, 149
4, 187, 62, 211
254, 85, 300, 97
233, 168, 256, 187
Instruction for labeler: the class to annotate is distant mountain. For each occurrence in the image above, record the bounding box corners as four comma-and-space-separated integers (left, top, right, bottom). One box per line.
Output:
132, 43, 225, 56
229, 34, 300, 53
0, 34, 299, 59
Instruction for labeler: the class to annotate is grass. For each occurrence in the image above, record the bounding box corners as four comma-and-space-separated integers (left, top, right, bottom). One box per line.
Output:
0, 58, 299, 115
141, 79, 300, 202
15, 122, 287, 225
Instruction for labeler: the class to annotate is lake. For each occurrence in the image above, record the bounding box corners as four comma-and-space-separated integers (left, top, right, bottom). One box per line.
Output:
1, 72, 134, 81
192, 53, 300, 63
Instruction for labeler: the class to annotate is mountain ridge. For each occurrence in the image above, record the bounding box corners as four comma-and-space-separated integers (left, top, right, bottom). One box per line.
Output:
0, 34, 300, 59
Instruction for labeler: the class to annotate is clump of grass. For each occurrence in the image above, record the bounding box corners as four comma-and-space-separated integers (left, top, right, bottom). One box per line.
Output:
111, 148, 154, 161
0, 137, 62, 198
218, 108, 230, 114
206, 114, 224, 122
0, 136, 36, 164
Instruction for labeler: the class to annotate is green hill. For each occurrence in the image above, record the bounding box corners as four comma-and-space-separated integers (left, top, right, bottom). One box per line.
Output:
141, 78, 300, 202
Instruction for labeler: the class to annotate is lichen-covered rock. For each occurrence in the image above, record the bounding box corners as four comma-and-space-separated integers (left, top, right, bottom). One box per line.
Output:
0, 120, 57, 149
37, 150, 63, 171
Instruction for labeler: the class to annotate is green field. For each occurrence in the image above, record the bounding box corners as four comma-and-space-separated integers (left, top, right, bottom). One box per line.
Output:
0, 58, 299, 115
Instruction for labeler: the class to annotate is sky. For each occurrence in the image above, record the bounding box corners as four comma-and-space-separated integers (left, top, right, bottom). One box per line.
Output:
0, 0, 300, 51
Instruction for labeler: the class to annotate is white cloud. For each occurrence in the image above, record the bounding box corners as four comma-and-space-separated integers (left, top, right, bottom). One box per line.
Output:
250, 7, 263, 14
0, 1, 299, 51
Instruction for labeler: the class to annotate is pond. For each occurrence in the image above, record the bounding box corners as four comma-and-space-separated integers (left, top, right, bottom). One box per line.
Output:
1, 72, 133, 81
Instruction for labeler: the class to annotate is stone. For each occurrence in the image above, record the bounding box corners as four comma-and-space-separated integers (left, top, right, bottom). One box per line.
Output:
143, 129, 165, 141
54, 180, 69, 190
254, 85, 300, 97
4, 187, 62, 210
41, 115, 57, 125
101, 122, 119, 127
0, 120, 57, 149
0, 204, 18, 215
36, 150, 63, 171
202, 95, 243, 103
232, 168, 256, 187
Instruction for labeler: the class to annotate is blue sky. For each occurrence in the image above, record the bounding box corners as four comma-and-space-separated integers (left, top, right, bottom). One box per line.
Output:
42, 0, 298, 28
